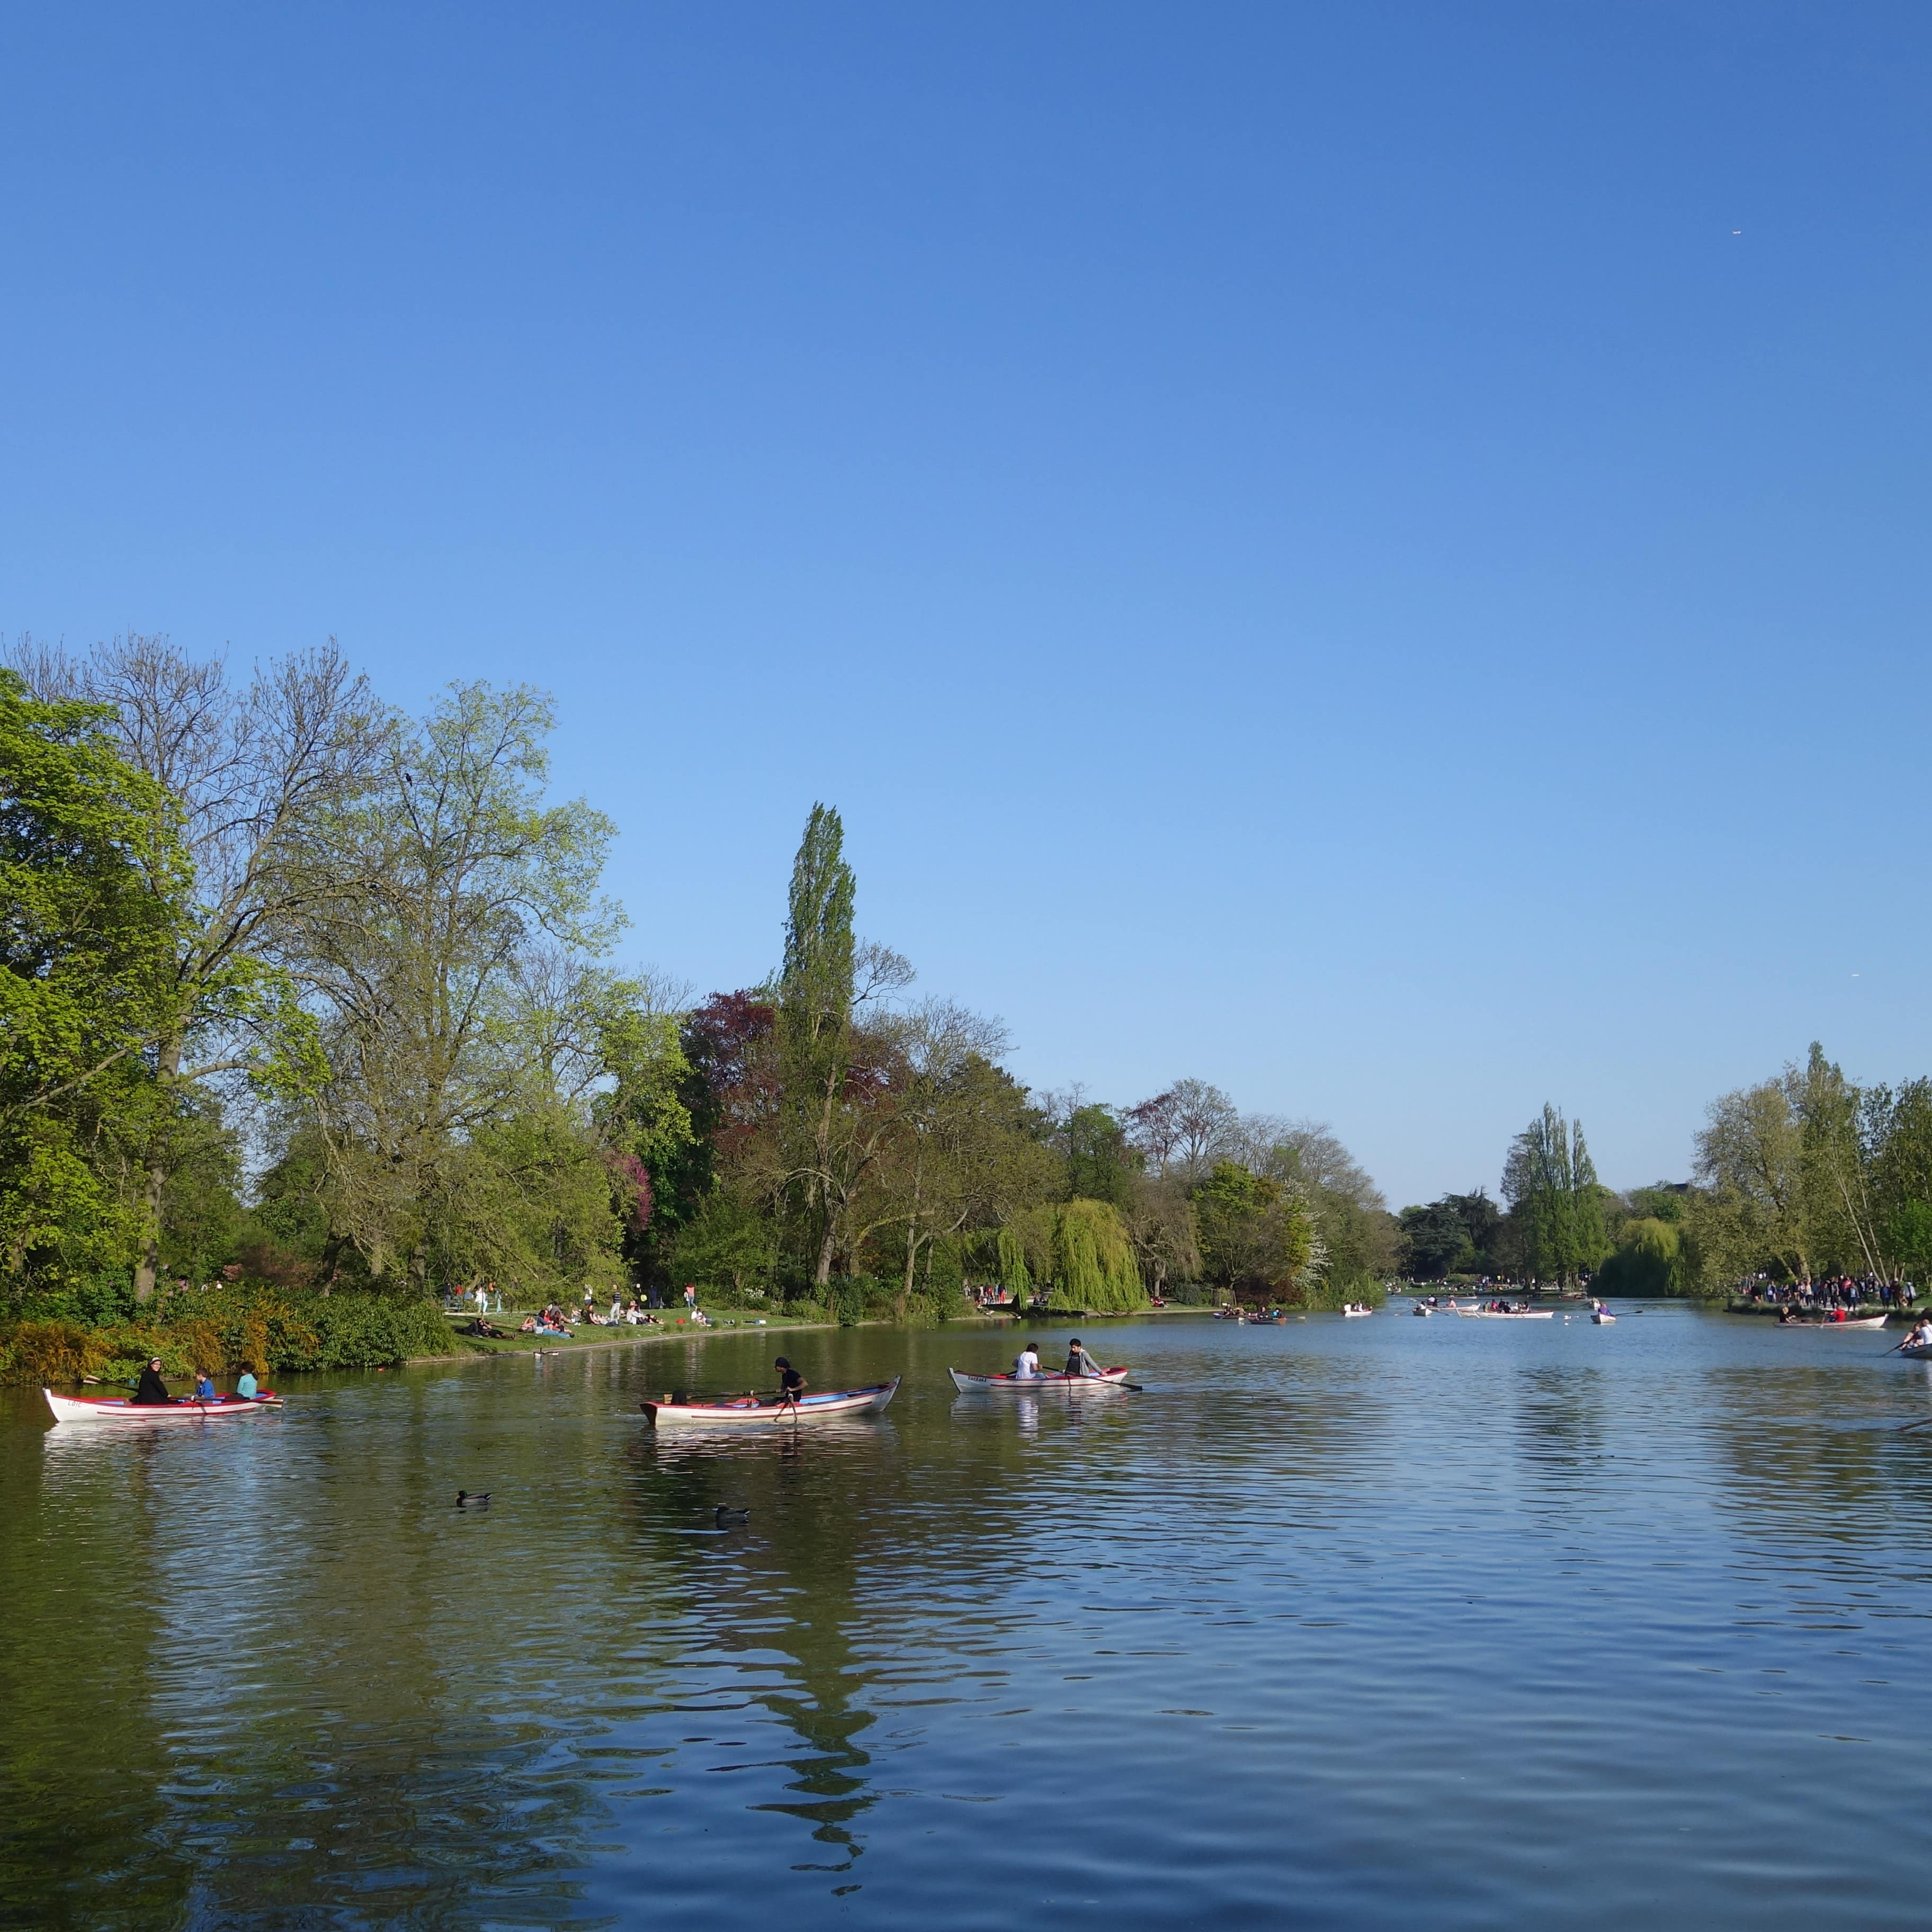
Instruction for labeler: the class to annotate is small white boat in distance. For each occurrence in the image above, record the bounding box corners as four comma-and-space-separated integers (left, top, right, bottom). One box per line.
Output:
1341, 1303, 1373, 1318
1779, 1314, 1890, 1331
43, 1388, 282, 1424
948, 1366, 1131, 1392
641, 1378, 900, 1426
1591, 1303, 1617, 1325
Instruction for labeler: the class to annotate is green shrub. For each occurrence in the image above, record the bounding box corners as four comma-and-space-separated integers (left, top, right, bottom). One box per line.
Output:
0, 1320, 115, 1383
1, 1285, 457, 1381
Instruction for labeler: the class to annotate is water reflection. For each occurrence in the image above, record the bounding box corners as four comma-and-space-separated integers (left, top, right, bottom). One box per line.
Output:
10, 1313, 1932, 1929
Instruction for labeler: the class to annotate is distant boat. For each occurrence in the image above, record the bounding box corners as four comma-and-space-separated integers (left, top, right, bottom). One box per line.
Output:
1341, 1304, 1373, 1318
640, 1378, 900, 1427
1781, 1314, 1889, 1330
1591, 1306, 1617, 1325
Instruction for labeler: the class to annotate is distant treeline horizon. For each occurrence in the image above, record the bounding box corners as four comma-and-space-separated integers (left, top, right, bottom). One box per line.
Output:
6, 637, 1918, 1326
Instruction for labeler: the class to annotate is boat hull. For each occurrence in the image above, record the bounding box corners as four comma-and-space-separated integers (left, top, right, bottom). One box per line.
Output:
1591, 1312, 1617, 1325
1781, 1316, 1890, 1330
641, 1377, 900, 1426
947, 1367, 1129, 1392
43, 1388, 281, 1424
1455, 1310, 1554, 1320
1895, 1342, 1932, 1359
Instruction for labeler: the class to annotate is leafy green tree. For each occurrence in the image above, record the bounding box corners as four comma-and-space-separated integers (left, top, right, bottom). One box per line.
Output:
1595, 1217, 1683, 1296
1398, 1201, 1473, 1280
6, 636, 379, 1298
780, 804, 857, 1287
1795, 1042, 1885, 1277
661, 1184, 779, 1299
285, 681, 623, 1292
0, 669, 187, 1294
1502, 1105, 1608, 1284
1005, 1199, 1145, 1311
1193, 1160, 1320, 1302
1886, 1200, 1932, 1286
1064, 1101, 1135, 1207
1122, 1174, 1200, 1296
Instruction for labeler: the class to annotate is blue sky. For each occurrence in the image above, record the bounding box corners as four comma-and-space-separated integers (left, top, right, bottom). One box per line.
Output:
4, 2, 1928, 1207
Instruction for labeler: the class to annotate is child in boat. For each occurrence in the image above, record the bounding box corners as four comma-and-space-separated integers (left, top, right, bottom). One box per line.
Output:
237, 1369, 260, 1399
194, 1371, 218, 1401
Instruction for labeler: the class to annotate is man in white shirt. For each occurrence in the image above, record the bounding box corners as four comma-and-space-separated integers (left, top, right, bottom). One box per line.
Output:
1013, 1344, 1041, 1379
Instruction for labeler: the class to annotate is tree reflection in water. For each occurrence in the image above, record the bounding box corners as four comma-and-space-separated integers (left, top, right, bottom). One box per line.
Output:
627, 1419, 893, 1873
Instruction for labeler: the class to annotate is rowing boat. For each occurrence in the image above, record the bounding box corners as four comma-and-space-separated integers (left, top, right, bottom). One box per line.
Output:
1341, 1304, 1373, 1318
640, 1377, 900, 1426
1781, 1315, 1890, 1330
1591, 1309, 1617, 1325
947, 1366, 1130, 1392
1454, 1309, 1554, 1320
1894, 1341, 1932, 1359
43, 1388, 282, 1424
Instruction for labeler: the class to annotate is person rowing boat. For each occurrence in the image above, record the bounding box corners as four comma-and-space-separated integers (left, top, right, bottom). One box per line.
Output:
774, 1356, 806, 1411
1894, 1318, 1932, 1354
1014, 1343, 1041, 1380
1065, 1337, 1104, 1379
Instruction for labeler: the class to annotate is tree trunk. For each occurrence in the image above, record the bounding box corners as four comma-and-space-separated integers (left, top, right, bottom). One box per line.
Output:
132, 1032, 183, 1302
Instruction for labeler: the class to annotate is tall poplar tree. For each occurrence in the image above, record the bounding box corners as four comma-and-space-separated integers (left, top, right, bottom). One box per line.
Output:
780, 804, 856, 1287
1502, 1104, 1607, 1284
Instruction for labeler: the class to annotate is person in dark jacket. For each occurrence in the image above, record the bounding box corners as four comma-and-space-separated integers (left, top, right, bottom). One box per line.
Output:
132, 1358, 174, 1405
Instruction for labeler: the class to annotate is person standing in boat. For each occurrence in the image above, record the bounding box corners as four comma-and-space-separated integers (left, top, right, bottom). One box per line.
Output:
132, 1357, 174, 1405
774, 1356, 806, 1410
1065, 1337, 1104, 1378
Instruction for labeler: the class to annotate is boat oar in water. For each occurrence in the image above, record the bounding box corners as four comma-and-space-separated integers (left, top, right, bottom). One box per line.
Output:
1898, 1417, 1932, 1433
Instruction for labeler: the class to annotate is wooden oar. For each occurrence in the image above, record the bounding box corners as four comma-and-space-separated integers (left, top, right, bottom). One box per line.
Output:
1898, 1416, 1932, 1432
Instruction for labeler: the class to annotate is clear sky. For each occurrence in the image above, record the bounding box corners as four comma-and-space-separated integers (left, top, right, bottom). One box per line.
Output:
4, 3, 1928, 1208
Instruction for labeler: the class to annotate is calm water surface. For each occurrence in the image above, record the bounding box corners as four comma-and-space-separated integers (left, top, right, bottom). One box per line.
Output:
5, 1306, 1932, 1928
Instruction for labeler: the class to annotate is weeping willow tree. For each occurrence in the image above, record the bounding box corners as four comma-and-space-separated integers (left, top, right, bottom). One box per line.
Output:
1005, 1200, 1144, 1311
996, 1224, 1031, 1299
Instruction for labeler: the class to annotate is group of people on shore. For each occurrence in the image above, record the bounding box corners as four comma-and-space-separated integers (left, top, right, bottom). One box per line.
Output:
1739, 1274, 1919, 1310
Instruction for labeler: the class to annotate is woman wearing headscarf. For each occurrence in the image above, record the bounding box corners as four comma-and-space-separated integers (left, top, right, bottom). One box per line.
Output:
132, 1357, 174, 1405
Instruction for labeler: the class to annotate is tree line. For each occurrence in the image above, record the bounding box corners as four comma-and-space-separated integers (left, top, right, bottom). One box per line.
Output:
2, 638, 1396, 1322
1396, 1045, 1932, 1295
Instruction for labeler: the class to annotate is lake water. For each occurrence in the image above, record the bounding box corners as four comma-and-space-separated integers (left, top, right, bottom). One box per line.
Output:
5, 1304, 1932, 1929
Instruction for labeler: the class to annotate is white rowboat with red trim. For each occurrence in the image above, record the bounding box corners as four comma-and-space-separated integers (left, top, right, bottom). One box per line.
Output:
947, 1366, 1131, 1392
640, 1377, 900, 1426
43, 1388, 282, 1424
